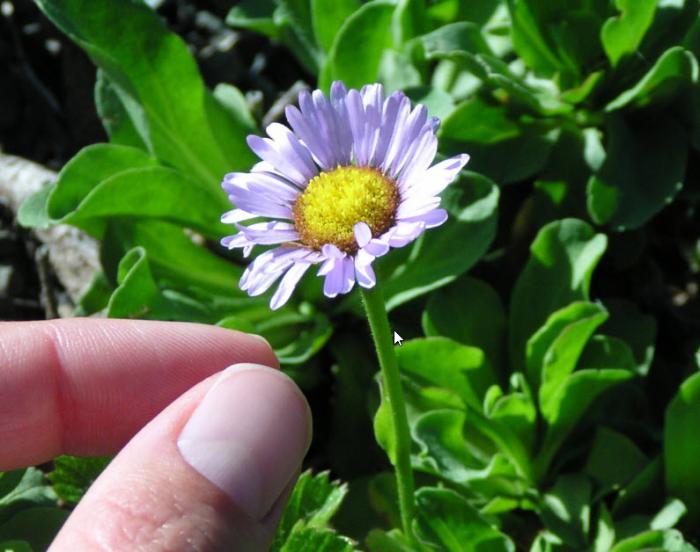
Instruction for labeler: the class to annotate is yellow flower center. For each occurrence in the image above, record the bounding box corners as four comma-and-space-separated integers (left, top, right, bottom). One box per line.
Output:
293, 166, 399, 253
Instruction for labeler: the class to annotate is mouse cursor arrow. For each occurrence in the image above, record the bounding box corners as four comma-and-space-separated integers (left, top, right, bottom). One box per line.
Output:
393, 331, 404, 346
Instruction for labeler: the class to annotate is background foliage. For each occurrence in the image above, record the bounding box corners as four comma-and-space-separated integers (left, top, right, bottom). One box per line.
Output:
4, 0, 700, 549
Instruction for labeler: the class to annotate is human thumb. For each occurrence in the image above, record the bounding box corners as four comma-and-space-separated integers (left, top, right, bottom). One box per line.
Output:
49, 363, 312, 551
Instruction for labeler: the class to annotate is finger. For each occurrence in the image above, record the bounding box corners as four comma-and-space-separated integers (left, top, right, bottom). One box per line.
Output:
0, 319, 277, 470
49, 363, 312, 552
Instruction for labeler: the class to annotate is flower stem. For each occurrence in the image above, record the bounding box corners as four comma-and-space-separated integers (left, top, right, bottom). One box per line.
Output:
360, 283, 416, 539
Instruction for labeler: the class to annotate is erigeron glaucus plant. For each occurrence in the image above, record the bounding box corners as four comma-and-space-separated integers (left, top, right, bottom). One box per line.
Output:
221, 81, 469, 540
221, 81, 469, 310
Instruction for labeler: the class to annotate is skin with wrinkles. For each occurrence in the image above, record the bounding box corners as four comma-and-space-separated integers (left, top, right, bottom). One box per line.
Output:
0, 319, 309, 551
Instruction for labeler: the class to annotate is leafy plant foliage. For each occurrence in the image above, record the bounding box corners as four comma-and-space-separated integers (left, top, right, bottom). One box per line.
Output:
9, 0, 700, 549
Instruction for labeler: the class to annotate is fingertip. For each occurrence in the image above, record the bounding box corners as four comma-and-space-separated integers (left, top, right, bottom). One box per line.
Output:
177, 363, 312, 520
49, 362, 311, 551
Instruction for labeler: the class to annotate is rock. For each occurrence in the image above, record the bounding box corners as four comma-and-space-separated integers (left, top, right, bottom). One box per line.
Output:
0, 151, 100, 311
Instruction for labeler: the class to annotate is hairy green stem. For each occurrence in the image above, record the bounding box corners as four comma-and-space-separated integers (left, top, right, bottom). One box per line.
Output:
361, 284, 416, 539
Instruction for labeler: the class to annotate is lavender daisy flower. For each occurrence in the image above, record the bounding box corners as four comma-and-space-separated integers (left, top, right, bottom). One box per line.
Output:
221, 81, 470, 310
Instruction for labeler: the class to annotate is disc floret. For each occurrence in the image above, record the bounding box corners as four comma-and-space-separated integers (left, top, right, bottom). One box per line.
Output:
293, 166, 399, 253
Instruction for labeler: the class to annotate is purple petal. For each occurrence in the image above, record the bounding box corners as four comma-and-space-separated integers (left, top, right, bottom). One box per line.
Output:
221, 209, 257, 224
361, 84, 384, 164
266, 122, 318, 178
240, 247, 311, 293
330, 82, 354, 161
386, 221, 426, 247
236, 221, 299, 245
286, 100, 335, 171
341, 256, 355, 294
241, 255, 288, 296
396, 195, 442, 219
411, 154, 470, 198
397, 129, 438, 190
346, 90, 370, 166
398, 208, 449, 228
323, 260, 345, 298
227, 196, 293, 220
246, 133, 316, 186
359, 237, 390, 259
321, 243, 345, 259
353, 222, 372, 247
370, 91, 402, 167
324, 83, 353, 166
221, 232, 255, 250
355, 256, 376, 288
270, 261, 312, 310
381, 97, 416, 177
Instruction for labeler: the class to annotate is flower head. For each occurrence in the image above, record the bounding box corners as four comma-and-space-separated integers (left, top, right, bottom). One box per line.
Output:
221, 81, 469, 310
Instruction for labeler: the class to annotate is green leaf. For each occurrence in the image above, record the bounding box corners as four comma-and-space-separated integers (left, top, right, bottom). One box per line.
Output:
383, 172, 498, 309
412, 409, 491, 481
665, 371, 700, 525
276, 0, 323, 73
377, 50, 422, 93
18, 143, 225, 240
253, 310, 333, 366
319, 1, 395, 90
366, 529, 417, 552
95, 69, 146, 149
108, 247, 215, 321
226, 0, 279, 37
538, 307, 609, 414
102, 220, 242, 297
537, 368, 633, 479
510, 219, 607, 374
48, 456, 110, 505
0, 469, 56, 525
272, 471, 349, 551
413, 409, 531, 489
391, 0, 430, 45
63, 164, 225, 239
612, 457, 664, 519
593, 504, 615, 552
16, 185, 52, 230
601, 0, 656, 67
45, 144, 157, 220
587, 115, 687, 231
526, 302, 608, 392
35, 0, 254, 196
420, 21, 491, 59
506, 0, 569, 78
279, 525, 357, 552
423, 276, 506, 377
599, 299, 656, 376
397, 337, 495, 410
651, 499, 687, 531
610, 529, 698, 552
487, 389, 537, 458
414, 487, 515, 551
0, 508, 67, 552
584, 427, 648, 496
440, 97, 521, 144
579, 335, 637, 374
606, 47, 699, 111
74, 272, 113, 316
426, 0, 500, 28
0, 541, 32, 552
367, 473, 401, 533
311, 0, 359, 53
404, 86, 455, 120
373, 377, 398, 465
540, 474, 592, 548
213, 84, 257, 133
